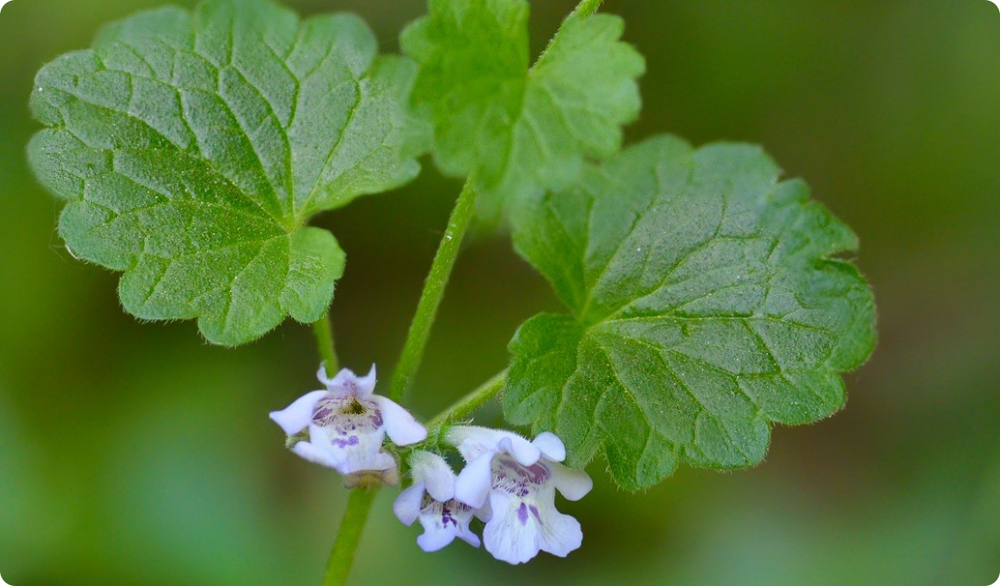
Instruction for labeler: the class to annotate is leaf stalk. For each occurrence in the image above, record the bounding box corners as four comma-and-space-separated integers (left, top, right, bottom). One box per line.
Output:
322, 488, 379, 586
572, 0, 605, 18
312, 312, 339, 377
428, 369, 508, 429
388, 177, 480, 403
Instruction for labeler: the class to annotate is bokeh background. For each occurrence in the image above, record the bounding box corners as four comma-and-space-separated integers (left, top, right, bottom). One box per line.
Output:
2, 0, 998, 584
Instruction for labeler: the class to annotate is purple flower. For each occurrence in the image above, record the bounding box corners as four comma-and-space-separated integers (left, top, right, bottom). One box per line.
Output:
448, 426, 593, 564
270, 365, 426, 484
393, 450, 480, 552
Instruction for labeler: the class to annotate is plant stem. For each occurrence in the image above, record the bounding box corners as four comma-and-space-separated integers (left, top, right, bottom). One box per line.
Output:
385, 0, 603, 405
428, 369, 508, 429
317, 179, 479, 586
532, 0, 603, 74
388, 177, 479, 403
312, 312, 339, 376
322, 488, 379, 586
571, 0, 604, 18
317, 3, 606, 584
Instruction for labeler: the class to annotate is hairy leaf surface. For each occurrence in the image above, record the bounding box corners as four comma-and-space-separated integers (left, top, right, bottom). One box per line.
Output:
506, 136, 876, 489
29, 0, 423, 345
401, 0, 644, 221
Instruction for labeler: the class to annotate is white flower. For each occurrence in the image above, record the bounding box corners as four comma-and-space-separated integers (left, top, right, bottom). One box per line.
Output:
269, 364, 427, 483
393, 450, 481, 552
448, 426, 593, 565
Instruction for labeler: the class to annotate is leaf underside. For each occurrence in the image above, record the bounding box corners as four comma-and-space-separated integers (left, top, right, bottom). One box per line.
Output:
401, 0, 645, 223
505, 136, 876, 490
28, 0, 423, 345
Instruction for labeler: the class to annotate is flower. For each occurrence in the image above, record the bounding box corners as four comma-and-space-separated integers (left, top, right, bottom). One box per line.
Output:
447, 426, 593, 564
393, 450, 481, 552
270, 364, 427, 485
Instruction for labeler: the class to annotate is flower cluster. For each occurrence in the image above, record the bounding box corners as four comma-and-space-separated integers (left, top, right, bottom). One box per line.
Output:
393, 450, 480, 552
270, 366, 592, 564
395, 426, 593, 564
270, 364, 426, 486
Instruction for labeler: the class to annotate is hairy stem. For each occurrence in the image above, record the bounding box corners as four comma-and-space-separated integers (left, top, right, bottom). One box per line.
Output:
532, 0, 603, 74
317, 178, 478, 586
388, 177, 479, 403
386, 0, 603, 405
428, 369, 508, 429
313, 312, 339, 376
322, 488, 379, 586
318, 2, 607, 584
572, 0, 604, 18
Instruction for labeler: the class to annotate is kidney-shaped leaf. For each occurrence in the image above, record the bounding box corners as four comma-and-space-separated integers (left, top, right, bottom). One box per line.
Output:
28, 0, 423, 345
507, 136, 876, 490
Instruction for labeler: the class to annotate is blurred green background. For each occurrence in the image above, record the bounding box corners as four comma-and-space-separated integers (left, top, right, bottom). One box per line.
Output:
2, 0, 999, 584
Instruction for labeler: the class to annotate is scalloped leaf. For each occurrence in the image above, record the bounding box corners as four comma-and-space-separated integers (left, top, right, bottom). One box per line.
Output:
401, 0, 644, 222
28, 0, 424, 345
506, 136, 876, 490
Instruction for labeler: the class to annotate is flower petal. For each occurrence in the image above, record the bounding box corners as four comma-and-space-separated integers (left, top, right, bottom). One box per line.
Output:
371, 395, 427, 446
537, 511, 583, 558
353, 364, 378, 398
497, 436, 541, 467
473, 497, 493, 523
445, 425, 500, 460
482, 492, 542, 565
393, 482, 426, 526
292, 440, 346, 472
454, 450, 495, 509
532, 432, 566, 462
344, 452, 398, 475
307, 423, 394, 474
414, 500, 479, 552
457, 525, 482, 548
448, 426, 540, 466
320, 364, 378, 398
315, 363, 336, 387
410, 451, 456, 501
550, 463, 593, 501
416, 525, 458, 552
269, 390, 328, 435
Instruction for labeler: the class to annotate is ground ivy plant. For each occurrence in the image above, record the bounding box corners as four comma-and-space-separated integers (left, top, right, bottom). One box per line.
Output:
29, 0, 876, 583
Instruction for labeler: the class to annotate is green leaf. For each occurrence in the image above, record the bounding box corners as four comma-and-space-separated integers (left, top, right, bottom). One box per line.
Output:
506, 136, 876, 490
28, 0, 423, 345
401, 0, 644, 222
